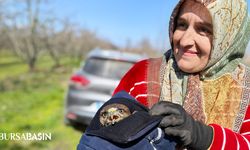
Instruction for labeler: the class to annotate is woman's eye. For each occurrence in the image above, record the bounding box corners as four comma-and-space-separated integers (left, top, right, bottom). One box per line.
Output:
198, 26, 212, 35
176, 22, 187, 30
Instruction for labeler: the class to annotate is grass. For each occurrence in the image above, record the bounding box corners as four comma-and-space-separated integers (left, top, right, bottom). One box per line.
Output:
0, 51, 84, 150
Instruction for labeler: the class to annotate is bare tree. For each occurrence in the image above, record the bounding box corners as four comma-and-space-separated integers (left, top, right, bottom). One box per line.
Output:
40, 18, 70, 68
0, 0, 119, 70
71, 28, 117, 61
1, 0, 47, 71
132, 38, 160, 57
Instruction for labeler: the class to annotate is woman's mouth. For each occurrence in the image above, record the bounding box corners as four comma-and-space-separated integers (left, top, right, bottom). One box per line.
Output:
182, 50, 198, 56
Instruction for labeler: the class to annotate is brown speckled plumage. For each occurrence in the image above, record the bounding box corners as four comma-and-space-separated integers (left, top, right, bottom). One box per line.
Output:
99, 103, 131, 127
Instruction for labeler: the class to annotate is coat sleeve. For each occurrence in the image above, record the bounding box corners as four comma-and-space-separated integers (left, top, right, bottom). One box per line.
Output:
209, 105, 250, 150
113, 59, 149, 107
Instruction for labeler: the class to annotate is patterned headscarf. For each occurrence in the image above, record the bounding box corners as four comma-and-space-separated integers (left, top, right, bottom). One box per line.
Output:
169, 0, 250, 78
159, 0, 250, 122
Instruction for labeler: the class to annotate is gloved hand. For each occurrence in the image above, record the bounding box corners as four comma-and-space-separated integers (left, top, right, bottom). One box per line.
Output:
149, 101, 213, 150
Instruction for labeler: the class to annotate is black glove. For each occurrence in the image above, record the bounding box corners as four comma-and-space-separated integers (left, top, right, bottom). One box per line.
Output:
149, 101, 213, 150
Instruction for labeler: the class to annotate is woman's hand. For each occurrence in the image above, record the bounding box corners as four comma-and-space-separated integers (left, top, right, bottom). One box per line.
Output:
149, 101, 213, 150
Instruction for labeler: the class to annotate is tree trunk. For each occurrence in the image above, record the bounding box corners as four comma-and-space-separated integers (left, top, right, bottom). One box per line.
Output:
28, 57, 36, 72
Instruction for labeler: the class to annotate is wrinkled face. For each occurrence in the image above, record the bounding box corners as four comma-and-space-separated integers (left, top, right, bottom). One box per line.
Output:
173, 0, 213, 73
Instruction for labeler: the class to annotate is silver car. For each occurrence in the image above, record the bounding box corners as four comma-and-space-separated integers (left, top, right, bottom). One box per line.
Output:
64, 48, 146, 128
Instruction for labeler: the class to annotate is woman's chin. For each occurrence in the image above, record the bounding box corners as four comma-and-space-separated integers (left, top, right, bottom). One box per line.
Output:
177, 62, 200, 73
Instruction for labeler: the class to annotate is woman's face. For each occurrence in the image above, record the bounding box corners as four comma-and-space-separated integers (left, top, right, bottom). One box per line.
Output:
173, 1, 213, 73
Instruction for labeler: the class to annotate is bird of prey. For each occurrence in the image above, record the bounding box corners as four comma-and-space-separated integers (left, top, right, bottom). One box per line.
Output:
99, 103, 131, 127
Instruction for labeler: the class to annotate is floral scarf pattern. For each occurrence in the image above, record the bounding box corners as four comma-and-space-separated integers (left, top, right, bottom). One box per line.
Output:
156, 0, 250, 130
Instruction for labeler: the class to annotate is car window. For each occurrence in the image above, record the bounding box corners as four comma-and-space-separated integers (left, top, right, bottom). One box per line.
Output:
83, 57, 134, 80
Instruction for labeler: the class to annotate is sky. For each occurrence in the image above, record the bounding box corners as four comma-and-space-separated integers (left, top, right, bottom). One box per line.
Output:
49, 0, 178, 50
49, 0, 250, 54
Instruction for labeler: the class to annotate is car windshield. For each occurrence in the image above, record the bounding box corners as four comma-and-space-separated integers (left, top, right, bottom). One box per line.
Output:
83, 57, 134, 80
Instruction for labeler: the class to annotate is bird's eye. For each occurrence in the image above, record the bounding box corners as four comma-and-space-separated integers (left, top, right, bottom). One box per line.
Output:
105, 122, 111, 127
101, 112, 107, 117
119, 109, 124, 113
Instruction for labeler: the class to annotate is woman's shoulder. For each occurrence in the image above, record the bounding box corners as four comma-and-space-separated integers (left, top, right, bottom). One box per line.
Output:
132, 50, 171, 68
127, 59, 148, 74
130, 57, 163, 72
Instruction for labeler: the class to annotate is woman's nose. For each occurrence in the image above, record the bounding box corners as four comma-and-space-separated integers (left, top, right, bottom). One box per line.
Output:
179, 28, 195, 47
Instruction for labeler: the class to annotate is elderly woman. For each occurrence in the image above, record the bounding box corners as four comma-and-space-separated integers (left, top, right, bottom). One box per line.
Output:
113, 0, 250, 149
